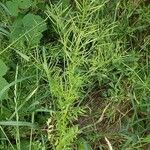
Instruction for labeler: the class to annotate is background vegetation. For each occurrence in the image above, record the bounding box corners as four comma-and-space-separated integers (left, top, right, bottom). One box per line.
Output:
0, 0, 150, 149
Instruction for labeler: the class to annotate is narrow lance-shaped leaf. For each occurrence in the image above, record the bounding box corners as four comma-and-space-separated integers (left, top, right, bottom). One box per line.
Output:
0, 59, 8, 77
0, 60, 9, 100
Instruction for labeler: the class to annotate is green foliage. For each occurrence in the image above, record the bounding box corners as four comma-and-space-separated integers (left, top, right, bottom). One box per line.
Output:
6, 1, 18, 16
5, 0, 47, 47
22, 14, 47, 46
0, 0, 150, 149
0, 59, 9, 100
6, 0, 31, 16
62, 0, 70, 7
78, 138, 92, 150
0, 59, 8, 76
9, 13, 47, 47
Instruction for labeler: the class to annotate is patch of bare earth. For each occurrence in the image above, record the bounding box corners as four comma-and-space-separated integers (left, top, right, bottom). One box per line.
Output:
76, 88, 133, 149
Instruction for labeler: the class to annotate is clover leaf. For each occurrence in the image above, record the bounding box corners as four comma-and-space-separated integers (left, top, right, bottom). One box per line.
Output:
6, 1, 19, 16
6, 0, 31, 17
9, 14, 47, 47
22, 14, 47, 46
18, 0, 31, 9
9, 17, 25, 42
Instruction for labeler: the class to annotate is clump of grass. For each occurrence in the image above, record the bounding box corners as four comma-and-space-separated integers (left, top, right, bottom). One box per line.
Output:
44, 0, 126, 149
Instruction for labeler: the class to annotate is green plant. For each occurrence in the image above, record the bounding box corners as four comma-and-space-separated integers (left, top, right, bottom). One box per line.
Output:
0, 0, 149, 149
9, 13, 47, 47
6, 0, 32, 17
0, 59, 9, 100
5, 0, 47, 48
